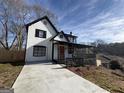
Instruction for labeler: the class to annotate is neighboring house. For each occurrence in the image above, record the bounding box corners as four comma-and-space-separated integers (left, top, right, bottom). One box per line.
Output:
25, 16, 95, 63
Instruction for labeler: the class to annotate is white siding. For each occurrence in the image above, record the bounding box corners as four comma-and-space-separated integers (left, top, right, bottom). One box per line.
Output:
68, 36, 76, 43
53, 44, 58, 60
64, 46, 68, 58
64, 46, 72, 58
25, 19, 56, 62
68, 37, 73, 43
54, 33, 67, 42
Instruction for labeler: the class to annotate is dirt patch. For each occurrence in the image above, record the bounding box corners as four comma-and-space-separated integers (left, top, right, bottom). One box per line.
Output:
67, 66, 124, 93
0, 62, 24, 88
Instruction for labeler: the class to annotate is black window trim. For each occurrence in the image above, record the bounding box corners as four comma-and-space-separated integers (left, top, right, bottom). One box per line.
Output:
68, 46, 74, 54
60, 34, 63, 38
35, 29, 47, 38
33, 45, 46, 57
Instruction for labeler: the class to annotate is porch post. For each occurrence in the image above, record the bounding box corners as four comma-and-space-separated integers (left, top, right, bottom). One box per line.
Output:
52, 43, 54, 61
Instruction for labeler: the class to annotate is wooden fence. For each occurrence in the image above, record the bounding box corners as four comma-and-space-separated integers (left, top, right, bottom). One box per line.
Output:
0, 49, 25, 62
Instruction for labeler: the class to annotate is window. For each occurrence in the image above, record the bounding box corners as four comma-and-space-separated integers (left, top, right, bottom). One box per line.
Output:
43, 20, 47, 25
68, 46, 74, 54
35, 29, 46, 38
33, 46, 46, 57
60, 35, 63, 38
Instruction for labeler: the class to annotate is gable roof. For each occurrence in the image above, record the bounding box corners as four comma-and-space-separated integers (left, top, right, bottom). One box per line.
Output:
60, 31, 70, 42
25, 16, 59, 34
25, 16, 77, 42
50, 31, 69, 42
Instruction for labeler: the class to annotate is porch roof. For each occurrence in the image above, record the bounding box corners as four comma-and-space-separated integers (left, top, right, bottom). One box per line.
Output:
54, 41, 94, 48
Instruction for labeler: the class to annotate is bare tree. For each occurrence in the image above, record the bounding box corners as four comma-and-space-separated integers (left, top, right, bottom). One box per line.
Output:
0, 0, 27, 50
30, 0, 57, 24
0, 0, 14, 50
90, 39, 106, 47
0, 0, 56, 50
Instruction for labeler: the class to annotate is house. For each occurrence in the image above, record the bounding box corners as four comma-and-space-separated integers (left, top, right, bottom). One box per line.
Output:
25, 16, 95, 64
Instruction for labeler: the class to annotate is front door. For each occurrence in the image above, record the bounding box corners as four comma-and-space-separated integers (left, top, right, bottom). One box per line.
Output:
58, 45, 65, 63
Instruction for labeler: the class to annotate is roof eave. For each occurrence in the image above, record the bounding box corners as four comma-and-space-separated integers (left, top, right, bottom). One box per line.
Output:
25, 16, 59, 34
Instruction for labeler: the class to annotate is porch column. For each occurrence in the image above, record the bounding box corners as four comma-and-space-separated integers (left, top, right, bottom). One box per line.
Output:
52, 43, 54, 61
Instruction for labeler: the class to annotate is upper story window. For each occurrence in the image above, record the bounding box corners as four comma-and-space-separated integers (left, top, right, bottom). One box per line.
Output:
68, 36, 77, 43
35, 29, 46, 38
60, 34, 63, 38
43, 20, 47, 25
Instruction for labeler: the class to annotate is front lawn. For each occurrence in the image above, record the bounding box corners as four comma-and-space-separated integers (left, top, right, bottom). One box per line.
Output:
0, 62, 24, 88
67, 66, 124, 93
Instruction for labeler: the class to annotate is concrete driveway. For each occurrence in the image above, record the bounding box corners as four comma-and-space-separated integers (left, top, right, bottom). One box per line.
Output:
13, 62, 110, 93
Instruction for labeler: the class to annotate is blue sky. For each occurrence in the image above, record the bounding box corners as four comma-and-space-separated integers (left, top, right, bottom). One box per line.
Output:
32, 0, 124, 43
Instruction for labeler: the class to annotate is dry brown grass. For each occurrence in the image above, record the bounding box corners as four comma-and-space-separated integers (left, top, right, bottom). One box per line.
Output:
67, 66, 124, 93
0, 62, 24, 88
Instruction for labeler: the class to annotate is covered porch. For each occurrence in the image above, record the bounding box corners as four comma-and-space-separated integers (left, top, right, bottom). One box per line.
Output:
52, 41, 96, 66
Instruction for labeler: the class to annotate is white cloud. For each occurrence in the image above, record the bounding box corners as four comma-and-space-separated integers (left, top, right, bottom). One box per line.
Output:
86, 0, 99, 14
58, 0, 99, 22
60, 0, 124, 43
75, 16, 124, 43
58, 3, 82, 22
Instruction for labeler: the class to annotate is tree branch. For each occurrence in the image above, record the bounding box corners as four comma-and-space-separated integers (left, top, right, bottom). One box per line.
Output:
0, 40, 6, 49
9, 35, 17, 49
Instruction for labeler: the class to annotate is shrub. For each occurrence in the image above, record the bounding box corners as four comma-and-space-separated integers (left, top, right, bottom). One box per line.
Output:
110, 60, 121, 70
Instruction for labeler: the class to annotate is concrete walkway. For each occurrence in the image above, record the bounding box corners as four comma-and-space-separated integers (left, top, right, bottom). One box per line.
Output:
13, 62, 110, 93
